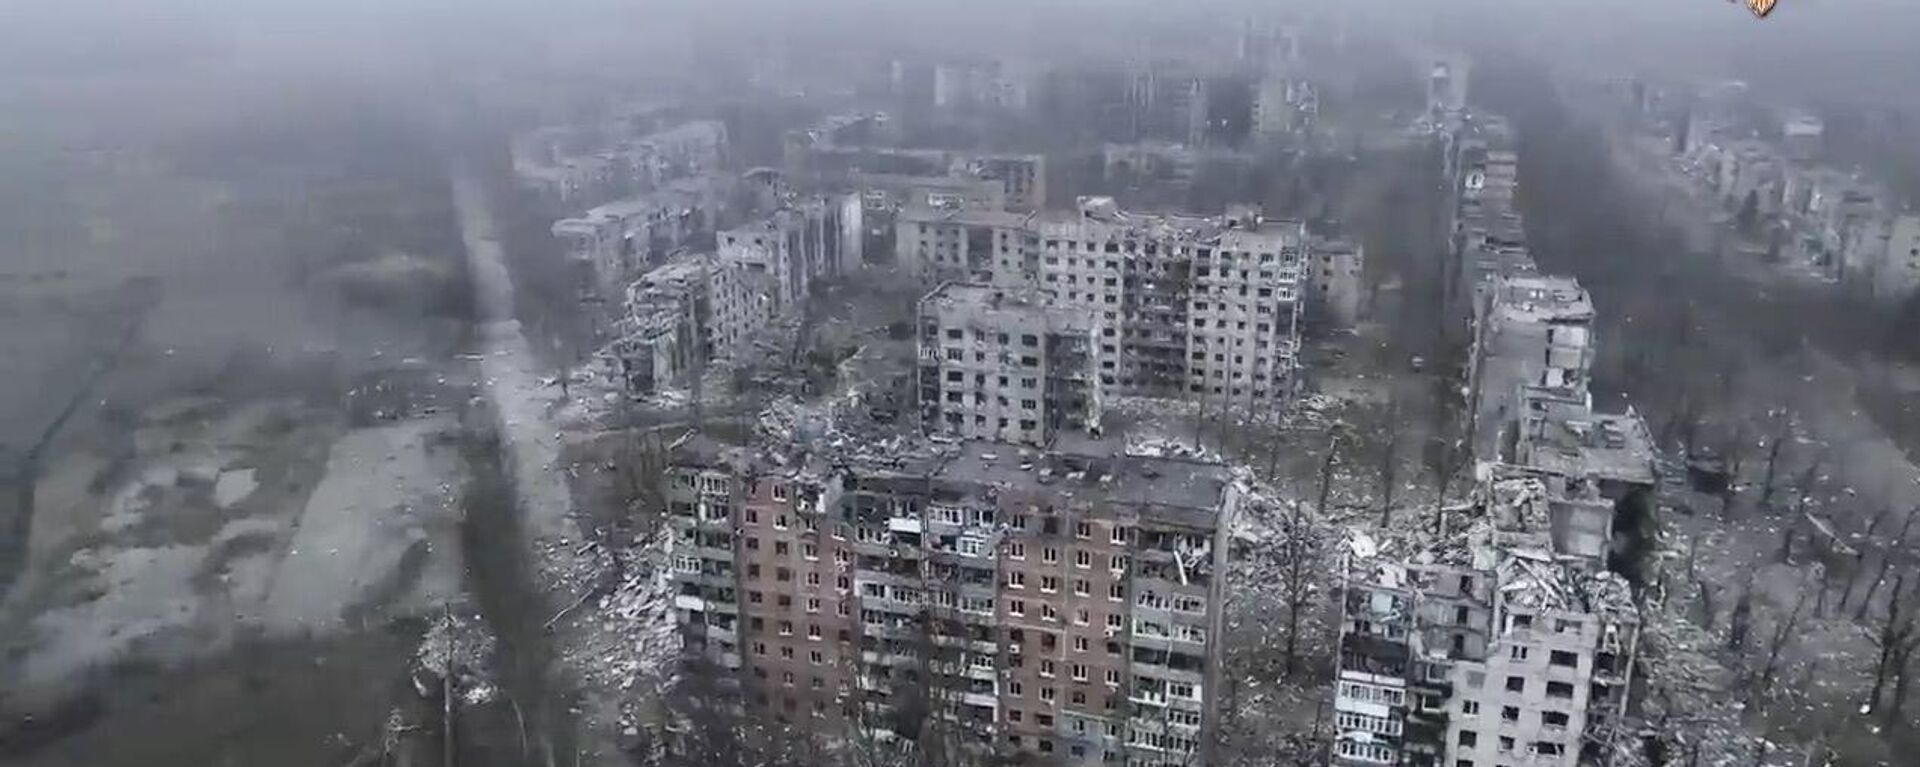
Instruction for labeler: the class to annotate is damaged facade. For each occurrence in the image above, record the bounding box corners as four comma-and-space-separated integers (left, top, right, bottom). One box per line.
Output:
1466, 275, 1596, 463
1354, 107, 1661, 767
1307, 235, 1366, 329
898, 196, 1306, 411
596, 193, 864, 394
663, 435, 1235, 766
917, 283, 1104, 448
1333, 471, 1644, 767
551, 176, 732, 301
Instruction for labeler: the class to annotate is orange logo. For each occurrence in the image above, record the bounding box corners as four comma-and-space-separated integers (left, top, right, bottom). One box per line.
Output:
1747, 0, 1777, 17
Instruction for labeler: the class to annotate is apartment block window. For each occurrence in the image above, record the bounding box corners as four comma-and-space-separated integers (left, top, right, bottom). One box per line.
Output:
1075, 550, 1093, 568
1542, 711, 1570, 728
1010, 599, 1026, 616
1111, 526, 1128, 545
1008, 571, 1026, 589
1074, 636, 1089, 652
1043, 547, 1059, 564
1110, 555, 1127, 572
1546, 681, 1574, 699
1040, 660, 1057, 677
806, 597, 820, 613
1510, 645, 1530, 661
780, 646, 794, 659
1075, 522, 1092, 538
1008, 542, 1026, 559
1041, 576, 1060, 592
809, 650, 824, 665
1462, 700, 1480, 716
1459, 731, 1479, 748
1071, 663, 1089, 681
1040, 687, 1057, 702
1009, 709, 1023, 723
1550, 650, 1578, 667
1505, 676, 1524, 693
1498, 736, 1515, 753
1501, 706, 1520, 723
1010, 680, 1024, 696
1074, 578, 1091, 595
1108, 584, 1125, 601
1042, 603, 1059, 621
1106, 669, 1121, 686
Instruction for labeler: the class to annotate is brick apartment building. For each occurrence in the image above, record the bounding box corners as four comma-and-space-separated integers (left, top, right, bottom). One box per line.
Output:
664, 435, 1236, 766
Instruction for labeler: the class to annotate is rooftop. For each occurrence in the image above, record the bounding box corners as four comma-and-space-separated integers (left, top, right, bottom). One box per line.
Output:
934, 440, 1233, 528
919, 282, 1098, 331
895, 206, 1034, 228
1520, 406, 1658, 486
1493, 274, 1594, 324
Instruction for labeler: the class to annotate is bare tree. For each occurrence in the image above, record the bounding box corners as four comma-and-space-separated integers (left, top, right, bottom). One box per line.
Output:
1757, 409, 1794, 508
1854, 510, 1918, 621
1749, 580, 1812, 706
1278, 490, 1326, 678
1864, 572, 1920, 728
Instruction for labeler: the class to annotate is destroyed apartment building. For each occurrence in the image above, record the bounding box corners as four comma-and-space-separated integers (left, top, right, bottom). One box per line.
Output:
597, 193, 864, 394
1339, 111, 1659, 767
897, 196, 1306, 411
917, 282, 1104, 448
1332, 469, 1643, 767
1465, 274, 1597, 463
662, 434, 1234, 766
551, 175, 733, 302
515, 117, 730, 206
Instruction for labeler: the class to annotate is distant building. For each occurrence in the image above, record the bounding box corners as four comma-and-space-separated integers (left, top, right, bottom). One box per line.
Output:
917, 283, 1103, 447
1782, 112, 1824, 162
516, 119, 728, 207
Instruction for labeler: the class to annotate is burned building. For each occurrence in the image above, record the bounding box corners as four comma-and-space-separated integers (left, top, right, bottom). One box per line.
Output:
663, 436, 1236, 766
